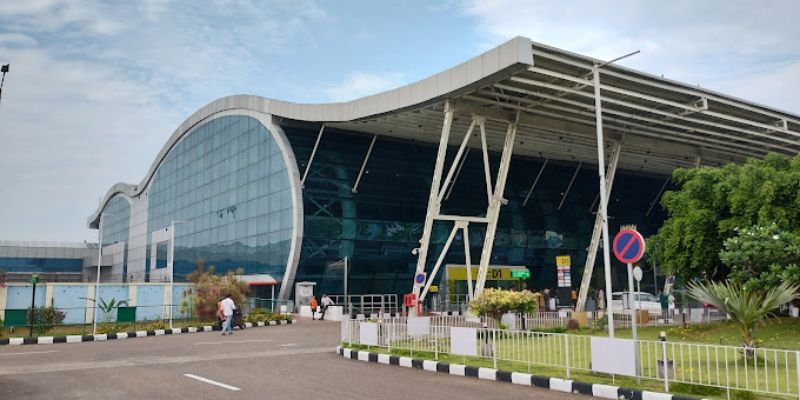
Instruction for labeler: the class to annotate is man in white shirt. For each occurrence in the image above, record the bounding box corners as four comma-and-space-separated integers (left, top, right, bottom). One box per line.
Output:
320, 294, 334, 321
220, 294, 236, 335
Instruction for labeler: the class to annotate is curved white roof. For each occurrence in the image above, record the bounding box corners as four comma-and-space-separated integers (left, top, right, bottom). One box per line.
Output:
89, 36, 800, 227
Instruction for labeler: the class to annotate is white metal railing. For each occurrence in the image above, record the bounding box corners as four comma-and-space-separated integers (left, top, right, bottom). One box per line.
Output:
342, 318, 800, 398
327, 294, 399, 315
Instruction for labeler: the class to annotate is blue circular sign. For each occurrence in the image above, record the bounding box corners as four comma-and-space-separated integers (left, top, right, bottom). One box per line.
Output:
612, 229, 646, 264
414, 273, 426, 285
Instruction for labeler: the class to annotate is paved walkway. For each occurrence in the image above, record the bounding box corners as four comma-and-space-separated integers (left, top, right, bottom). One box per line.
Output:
0, 318, 580, 399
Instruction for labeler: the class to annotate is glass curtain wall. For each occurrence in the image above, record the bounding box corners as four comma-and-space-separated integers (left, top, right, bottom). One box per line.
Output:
284, 124, 668, 297
145, 115, 294, 283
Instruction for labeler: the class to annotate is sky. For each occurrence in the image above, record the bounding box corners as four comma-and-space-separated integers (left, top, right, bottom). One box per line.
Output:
0, 0, 799, 242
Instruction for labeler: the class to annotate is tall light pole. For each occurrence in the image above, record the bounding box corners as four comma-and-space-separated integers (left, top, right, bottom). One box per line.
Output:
93, 213, 105, 335
168, 220, 186, 329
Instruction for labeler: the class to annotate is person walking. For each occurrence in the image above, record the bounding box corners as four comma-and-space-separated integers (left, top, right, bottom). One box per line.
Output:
309, 295, 319, 320
596, 288, 605, 311
570, 288, 578, 309
320, 294, 334, 321
659, 291, 670, 321
220, 294, 236, 335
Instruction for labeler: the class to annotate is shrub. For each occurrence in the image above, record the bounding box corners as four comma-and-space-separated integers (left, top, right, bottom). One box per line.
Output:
566, 319, 580, 330
469, 289, 538, 324
141, 320, 169, 331
245, 308, 273, 323
96, 323, 132, 335
27, 305, 65, 334
185, 259, 249, 320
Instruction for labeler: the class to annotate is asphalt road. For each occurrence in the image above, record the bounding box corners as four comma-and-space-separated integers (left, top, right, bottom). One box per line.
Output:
0, 319, 581, 399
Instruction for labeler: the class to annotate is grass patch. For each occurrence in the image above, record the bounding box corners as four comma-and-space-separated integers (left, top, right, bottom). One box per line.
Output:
577, 317, 800, 350
344, 342, 790, 400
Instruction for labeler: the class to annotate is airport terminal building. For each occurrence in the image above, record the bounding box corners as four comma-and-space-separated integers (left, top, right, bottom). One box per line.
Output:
85, 37, 800, 301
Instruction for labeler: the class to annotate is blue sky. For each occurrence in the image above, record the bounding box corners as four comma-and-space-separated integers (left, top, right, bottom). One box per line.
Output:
0, 0, 799, 241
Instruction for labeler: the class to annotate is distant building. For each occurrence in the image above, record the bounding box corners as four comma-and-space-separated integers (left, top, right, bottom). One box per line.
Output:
0, 241, 104, 283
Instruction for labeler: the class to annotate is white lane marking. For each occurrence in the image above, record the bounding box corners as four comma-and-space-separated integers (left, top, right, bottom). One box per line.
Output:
278, 343, 297, 347
184, 374, 241, 391
194, 339, 274, 345
0, 350, 59, 357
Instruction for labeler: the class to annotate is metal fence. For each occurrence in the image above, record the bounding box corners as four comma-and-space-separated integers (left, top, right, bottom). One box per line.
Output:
327, 294, 399, 315
342, 318, 800, 398
1, 297, 291, 338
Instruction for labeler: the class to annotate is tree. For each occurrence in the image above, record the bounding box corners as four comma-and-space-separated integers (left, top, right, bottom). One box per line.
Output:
469, 289, 537, 325
720, 223, 800, 291
650, 153, 800, 281
185, 259, 249, 320
687, 280, 798, 352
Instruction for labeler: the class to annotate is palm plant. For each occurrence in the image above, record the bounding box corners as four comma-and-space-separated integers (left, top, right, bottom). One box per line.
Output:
98, 297, 129, 324
687, 280, 798, 353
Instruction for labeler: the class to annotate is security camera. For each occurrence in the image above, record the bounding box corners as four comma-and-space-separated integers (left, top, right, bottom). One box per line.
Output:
412, 248, 419, 255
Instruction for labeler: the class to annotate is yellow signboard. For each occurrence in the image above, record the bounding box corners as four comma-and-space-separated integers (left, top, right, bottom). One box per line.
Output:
447, 266, 514, 281
556, 255, 571, 268
429, 285, 439, 293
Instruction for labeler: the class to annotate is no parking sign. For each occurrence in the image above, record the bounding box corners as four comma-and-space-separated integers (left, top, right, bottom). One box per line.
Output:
612, 228, 645, 264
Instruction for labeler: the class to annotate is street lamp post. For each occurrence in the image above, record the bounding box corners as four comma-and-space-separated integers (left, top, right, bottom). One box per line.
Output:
0, 64, 9, 106
92, 213, 105, 335
168, 220, 186, 329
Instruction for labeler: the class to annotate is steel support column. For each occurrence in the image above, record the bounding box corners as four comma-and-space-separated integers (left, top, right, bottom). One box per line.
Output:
473, 113, 519, 296
593, 65, 616, 337
352, 134, 378, 193
557, 162, 582, 211
412, 101, 455, 301
300, 124, 325, 188
522, 158, 548, 207
576, 142, 621, 311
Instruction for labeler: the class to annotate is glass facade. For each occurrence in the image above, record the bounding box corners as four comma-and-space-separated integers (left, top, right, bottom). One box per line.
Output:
0, 257, 83, 274
100, 196, 131, 247
284, 124, 668, 297
145, 115, 295, 280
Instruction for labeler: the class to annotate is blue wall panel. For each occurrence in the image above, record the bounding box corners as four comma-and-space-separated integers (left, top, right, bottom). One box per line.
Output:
6, 285, 46, 309
51, 285, 89, 324
136, 285, 164, 321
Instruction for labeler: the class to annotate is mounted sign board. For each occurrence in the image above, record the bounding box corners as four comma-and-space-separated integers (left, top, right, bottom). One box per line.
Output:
359, 322, 379, 346
633, 266, 643, 282
511, 269, 530, 279
590, 337, 638, 376
613, 229, 646, 264
407, 316, 431, 336
556, 255, 571, 267
450, 327, 478, 356
446, 264, 525, 281
414, 272, 427, 287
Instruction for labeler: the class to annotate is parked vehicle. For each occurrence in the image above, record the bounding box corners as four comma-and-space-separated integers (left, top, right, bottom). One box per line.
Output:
611, 291, 662, 312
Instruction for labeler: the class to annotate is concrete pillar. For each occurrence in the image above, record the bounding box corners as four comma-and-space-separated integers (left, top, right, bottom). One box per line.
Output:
128, 284, 137, 306
0, 286, 7, 322
85, 285, 95, 324
45, 284, 54, 307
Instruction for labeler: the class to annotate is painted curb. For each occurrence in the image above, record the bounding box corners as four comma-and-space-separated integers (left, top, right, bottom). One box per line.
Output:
0, 319, 297, 346
335, 346, 708, 400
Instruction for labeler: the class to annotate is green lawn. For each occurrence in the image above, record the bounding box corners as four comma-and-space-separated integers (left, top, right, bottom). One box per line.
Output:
581, 317, 800, 350
345, 318, 800, 400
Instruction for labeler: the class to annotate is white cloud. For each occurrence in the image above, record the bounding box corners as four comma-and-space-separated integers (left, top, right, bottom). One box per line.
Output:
324, 71, 406, 102
460, 0, 800, 113
0, 0, 329, 241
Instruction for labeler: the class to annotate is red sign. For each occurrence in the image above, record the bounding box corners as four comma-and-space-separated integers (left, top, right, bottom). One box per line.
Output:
612, 228, 646, 264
